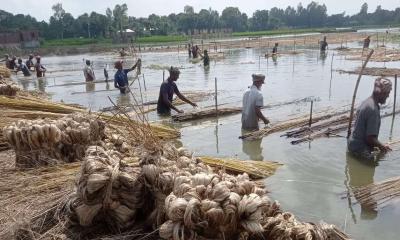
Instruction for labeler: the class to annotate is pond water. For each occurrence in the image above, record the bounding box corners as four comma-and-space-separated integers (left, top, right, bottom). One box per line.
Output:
13, 39, 400, 239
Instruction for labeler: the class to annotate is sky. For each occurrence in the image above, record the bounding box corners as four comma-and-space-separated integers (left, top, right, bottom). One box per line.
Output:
2, 0, 400, 22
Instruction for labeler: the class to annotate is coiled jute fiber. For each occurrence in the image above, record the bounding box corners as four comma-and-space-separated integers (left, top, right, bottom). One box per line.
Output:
3, 113, 105, 167
61, 146, 145, 231
0, 78, 20, 96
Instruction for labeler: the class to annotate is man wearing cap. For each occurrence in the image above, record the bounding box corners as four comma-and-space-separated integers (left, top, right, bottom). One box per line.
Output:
8, 56, 17, 70
35, 56, 46, 77
26, 54, 35, 70
157, 67, 197, 114
241, 74, 270, 130
16, 58, 31, 77
113, 59, 141, 94
348, 77, 393, 160
83, 60, 95, 82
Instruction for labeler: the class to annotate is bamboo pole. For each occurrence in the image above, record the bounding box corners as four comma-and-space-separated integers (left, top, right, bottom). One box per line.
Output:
393, 74, 398, 119
142, 74, 146, 91
309, 100, 314, 127
163, 70, 165, 82
330, 53, 335, 79
138, 75, 144, 105
347, 50, 374, 139
215, 77, 218, 118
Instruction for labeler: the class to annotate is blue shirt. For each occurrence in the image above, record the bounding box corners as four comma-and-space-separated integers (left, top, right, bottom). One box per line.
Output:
114, 69, 131, 88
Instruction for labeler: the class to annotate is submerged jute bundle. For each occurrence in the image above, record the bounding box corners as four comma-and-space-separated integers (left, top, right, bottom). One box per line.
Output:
0, 78, 20, 96
61, 146, 145, 231
3, 113, 105, 167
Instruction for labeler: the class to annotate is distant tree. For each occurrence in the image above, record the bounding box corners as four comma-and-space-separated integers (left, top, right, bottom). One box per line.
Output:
113, 3, 128, 37
51, 3, 66, 39
221, 7, 247, 32
251, 10, 269, 31
184, 5, 194, 14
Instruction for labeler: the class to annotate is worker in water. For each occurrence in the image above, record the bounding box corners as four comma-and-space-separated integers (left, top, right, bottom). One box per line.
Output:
272, 42, 279, 55
192, 45, 199, 58
157, 66, 197, 114
83, 60, 95, 82
119, 48, 128, 57
113, 58, 141, 94
320, 36, 328, 52
202, 50, 210, 66
26, 54, 35, 70
8, 56, 17, 70
34, 56, 46, 77
188, 43, 192, 58
104, 64, 109, 82
363, 36, 371, 49
1, 54, 10, 68
348, 78, 393, 160
16, 58, 31, 77
241, 74, 270, 130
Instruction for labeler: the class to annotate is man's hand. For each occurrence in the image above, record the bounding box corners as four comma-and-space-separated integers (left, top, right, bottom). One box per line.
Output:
263, 118, 270, 125
379, 144, 392, 153
191, 102, 198, 108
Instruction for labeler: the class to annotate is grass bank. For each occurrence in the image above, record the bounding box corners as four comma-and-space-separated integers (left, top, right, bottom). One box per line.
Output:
232, 27, 356, 37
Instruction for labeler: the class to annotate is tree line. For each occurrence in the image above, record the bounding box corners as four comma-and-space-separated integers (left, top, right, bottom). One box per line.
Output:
1, 2, 400, 40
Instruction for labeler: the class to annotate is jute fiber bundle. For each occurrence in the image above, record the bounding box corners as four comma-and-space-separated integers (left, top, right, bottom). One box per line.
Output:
0, 65, 11, 78
3, 113, 106, 167
62, 146, 145, 231
0, 78, 20, 96
141, 144, 212, 228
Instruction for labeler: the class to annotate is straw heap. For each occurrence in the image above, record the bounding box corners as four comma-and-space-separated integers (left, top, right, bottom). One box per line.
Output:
0, 65, 11, 78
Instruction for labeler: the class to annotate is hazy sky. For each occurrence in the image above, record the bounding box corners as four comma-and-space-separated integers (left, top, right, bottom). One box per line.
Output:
3, 0, 400, 22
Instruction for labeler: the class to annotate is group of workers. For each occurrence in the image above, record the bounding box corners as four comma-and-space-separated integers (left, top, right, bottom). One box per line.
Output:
1, 54, 46, 77
188, 43, 210, 66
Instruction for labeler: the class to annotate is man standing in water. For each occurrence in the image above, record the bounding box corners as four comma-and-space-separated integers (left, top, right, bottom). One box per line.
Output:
241, 74, 270, 130
16, 58, 31, 77
157, 67, 197, 114
272, 43, 279, 55
320, 36, 328, 52
35, 56, 46, 77
363, 36, 371, 49
113, 59, 141, 94
348, 78, 393, 160
26, 54, 35, 70
202, 50, 210, 66
83, 60, 95, 82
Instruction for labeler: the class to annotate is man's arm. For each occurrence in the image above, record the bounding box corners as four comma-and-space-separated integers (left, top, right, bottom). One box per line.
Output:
174, 86, 197, 107
255, 106, 269, 125
128, 59, 141, 72
366, 135, 391, 152
162, 92, 182, 113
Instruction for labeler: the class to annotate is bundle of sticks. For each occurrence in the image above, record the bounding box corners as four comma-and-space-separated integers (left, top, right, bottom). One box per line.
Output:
338, 67, 400, 77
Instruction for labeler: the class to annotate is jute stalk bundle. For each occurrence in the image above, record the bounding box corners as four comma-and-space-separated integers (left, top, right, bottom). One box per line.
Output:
172, 107, 242, 122
0, 78, 20, 96
350, 176, 400, 210
62, 146, 145, 230
338, 67, 400, 77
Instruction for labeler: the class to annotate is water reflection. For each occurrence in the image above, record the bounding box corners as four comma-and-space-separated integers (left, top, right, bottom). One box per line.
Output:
345, 152, 378, 221
320, 51, 328, 65
86, 82, 95, 92
241, 130, 264, 160
116, 92, 131, 107
272, 55, 278, 66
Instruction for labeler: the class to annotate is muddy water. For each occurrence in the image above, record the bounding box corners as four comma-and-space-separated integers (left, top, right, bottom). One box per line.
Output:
14, 40, 400, 239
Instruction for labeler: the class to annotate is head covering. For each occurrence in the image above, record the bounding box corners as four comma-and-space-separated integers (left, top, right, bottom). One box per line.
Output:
36, 55, 41, 60
374, 77, 392, 95
86, 60, 91, 65
29, 54, 34, 58
18, 58, 22, 63
169, 66, 180, 76
252, 74, 265, 82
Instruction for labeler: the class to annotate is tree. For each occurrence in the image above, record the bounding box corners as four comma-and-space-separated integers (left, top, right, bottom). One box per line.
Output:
113, 3, 128, 37
51, 3, 66, 39
184, 5, 194, 14
251, 10, 269, 31
221, 7, 246, 32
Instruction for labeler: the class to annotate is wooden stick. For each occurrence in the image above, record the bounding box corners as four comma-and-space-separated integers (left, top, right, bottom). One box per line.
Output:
393, 74, 398, 119
347, 50, 374, 139
215, 77, 218, 118
142, 74, 147, 91
309, 100, 314, 127
163, 70, 165, 82
330, 53, 335, 79
138, 75, 144, 105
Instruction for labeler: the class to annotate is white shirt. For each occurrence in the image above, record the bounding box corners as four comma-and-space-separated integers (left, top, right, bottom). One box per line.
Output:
83, 65, 95, 81
242, 85, 264, 130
